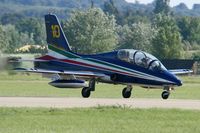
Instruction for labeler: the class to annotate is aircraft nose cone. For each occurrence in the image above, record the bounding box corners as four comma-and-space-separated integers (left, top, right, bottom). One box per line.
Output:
166, 71, 182, 86
176, 79, 182, 86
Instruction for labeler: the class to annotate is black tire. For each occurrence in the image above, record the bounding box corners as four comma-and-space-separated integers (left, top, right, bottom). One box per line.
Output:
161, 91, 170, 100
82, 87, 91, 98
122, 88, 131, 98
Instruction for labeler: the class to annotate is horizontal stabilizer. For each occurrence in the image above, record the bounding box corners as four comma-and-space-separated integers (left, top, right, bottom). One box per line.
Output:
9, 59, 49, 63
169, 69, 193, 75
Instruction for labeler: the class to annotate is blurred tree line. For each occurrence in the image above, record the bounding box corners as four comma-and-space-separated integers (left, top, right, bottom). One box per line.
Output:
0, 15, 46, 53
0, 0, 200, 60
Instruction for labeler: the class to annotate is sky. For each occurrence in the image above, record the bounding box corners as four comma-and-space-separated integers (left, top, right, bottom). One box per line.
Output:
125, 0, 200, 9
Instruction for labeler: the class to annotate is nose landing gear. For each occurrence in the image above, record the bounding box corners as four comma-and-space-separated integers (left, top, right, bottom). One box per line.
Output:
161, 91, 170, 99
161, 86, 172, 100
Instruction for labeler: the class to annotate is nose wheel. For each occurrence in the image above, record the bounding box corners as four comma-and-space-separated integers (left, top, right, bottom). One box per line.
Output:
122, 86, 132, 98
161, 86, 171, 99
161, 91, 170, 99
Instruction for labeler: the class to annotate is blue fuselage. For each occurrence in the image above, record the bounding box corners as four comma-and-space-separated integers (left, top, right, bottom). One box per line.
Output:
35, 50, 182, 88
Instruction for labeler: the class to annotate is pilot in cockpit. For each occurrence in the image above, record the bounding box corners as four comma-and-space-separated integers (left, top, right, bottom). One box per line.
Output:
141, 57, 149, 68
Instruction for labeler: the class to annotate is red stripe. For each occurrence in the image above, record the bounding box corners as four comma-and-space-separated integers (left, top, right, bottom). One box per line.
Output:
61, 59, 133, 76
37, 55, 135, 77
37, 55, 56, 60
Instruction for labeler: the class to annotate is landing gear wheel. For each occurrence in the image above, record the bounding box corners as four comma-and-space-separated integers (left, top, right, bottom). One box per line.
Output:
122, 88, 132, 98
82, 87, 91, 98
161, 91, 170, 99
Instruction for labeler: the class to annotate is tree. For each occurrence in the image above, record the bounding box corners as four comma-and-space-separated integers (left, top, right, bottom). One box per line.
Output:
103, 0, 119, 16
19, 33, 35, 46
15, 18, 45, 45
0, 25, 9, 53
154, 0, 170, 15
177, 16, 200, 50
103, 0, 123, 25
118, 22, 156, 52
123, 9, 150, 25
64, 8, 118, 54
187, 17, 200, 44
90, 0, 94, 8
0, 13, 24, 25
152, 14, 183, 59
2, 25, 21, 53
176, 16, 190, 41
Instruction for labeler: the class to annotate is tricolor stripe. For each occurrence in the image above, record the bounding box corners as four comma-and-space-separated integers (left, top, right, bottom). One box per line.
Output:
43, 45, 175, 84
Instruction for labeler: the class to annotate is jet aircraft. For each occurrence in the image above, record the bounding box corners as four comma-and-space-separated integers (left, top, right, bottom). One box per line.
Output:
15, 14, 191, 99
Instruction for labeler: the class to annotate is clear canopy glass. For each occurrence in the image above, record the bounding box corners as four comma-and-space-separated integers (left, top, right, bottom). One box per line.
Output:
117, 49, 166, 71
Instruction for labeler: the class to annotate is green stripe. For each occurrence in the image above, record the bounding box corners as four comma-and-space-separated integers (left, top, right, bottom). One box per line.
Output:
49, 44, 147, 77
49, 44, 129, 72
49, 45, 79, 58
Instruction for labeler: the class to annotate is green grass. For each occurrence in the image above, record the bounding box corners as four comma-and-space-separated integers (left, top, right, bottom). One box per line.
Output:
0, 107, 200, 133
0, 72, 200, 99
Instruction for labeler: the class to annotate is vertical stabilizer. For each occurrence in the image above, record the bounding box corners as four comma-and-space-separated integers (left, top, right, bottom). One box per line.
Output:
45, 14, 71, 51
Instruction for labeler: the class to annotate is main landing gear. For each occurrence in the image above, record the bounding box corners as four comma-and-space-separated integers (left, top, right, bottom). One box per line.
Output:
81, 79, 95, 98
122, 85, 132, 98
161, 86, 172, 100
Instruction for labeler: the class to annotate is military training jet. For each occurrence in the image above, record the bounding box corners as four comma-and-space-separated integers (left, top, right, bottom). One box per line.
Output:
15, 14, 192, 99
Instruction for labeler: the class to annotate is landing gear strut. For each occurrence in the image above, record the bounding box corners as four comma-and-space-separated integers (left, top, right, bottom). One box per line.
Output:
161, 86, 171, 100
81, 79, 95, 98
122, 85, 132, 98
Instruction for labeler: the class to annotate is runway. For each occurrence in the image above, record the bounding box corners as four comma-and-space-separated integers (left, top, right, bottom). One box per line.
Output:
0, 97, 200, 110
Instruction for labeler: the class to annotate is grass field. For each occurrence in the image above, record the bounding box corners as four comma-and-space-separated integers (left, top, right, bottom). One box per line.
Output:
0, 72, 200, 99
0, 56, 199, 133
0, 107, 200, 133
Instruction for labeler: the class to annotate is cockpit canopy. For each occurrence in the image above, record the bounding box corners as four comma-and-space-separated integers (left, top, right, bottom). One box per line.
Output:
117, 49, 167, 71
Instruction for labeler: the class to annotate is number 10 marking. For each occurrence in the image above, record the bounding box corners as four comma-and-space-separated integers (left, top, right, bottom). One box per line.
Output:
51, 25, 60, 38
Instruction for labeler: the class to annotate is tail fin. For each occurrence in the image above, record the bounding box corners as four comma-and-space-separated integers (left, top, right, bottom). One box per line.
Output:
45, 14, 71, 51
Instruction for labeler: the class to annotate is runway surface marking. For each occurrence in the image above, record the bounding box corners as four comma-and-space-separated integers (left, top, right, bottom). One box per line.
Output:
0, 97, 200, 110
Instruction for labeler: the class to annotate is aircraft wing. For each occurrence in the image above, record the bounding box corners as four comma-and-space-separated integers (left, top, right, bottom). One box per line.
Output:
169, 69, 193, 75
14, 68, 106, 78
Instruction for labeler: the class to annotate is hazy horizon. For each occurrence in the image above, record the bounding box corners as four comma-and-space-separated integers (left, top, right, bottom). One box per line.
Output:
125, 0, 200, 9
